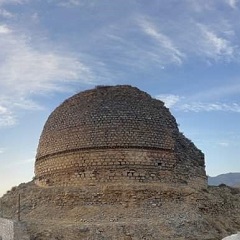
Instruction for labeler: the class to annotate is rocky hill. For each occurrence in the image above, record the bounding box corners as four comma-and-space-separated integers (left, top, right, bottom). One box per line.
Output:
1, 85, 239, 239
208, 172, 240, 187
1, 181, 240, 240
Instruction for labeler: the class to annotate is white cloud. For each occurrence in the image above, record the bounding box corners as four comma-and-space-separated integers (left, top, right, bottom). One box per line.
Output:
139, 19, 185, 65
58, 0, 81, 7
135, 13, 238, 66
187, 0, 215, 12
57, 0, 100, 8
0, 148, 5, 154
12, 98, 43, 110
188, 0, 238, 11
156, 92, 240, 113
0, 0, 26, 5
0, 25, 11, 34
197, 24, 235, 61
178, 102, 240, 113
57, 0, 97, 8
0, 24, 96, 128
226, 0, 239, 8
0, 108, 16, 127
0, 105, 7, 114
156, 94, 181, 108
0, 101, 18, 128
0, 9, 14, 18
0, 25, 94, 95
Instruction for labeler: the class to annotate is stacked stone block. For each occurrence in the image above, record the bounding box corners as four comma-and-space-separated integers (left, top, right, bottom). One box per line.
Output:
35, 85, 207, 189
0, 219, 13, 240
0, 218, 29, 240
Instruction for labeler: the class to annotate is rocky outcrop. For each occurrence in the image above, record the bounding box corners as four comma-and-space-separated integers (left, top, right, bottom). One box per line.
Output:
1, 86, 238, 239
0, 182, 240, 239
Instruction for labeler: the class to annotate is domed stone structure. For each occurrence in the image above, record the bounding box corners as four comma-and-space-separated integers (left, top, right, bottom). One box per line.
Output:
35, 85, 207, 188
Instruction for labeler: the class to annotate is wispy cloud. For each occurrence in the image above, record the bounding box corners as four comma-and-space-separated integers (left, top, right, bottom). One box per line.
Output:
58, 0, 81, 7
156, 94, 182, 108
0, 9, 13, 18
57, 0, 98, 8
0, 96, 43, 128
183, 1, 239, 62
177, 102, 240, 113
139, 18, 185, 65
0, 29, 94, 95
188, 0, 238, 11
0, 22, 97, 128
0, 116, 16, 128
0, 105, 7, 114
0, 105, 16, 127
156, 93, 240, 113
0, 25, 11, 34
197, 24, 236, 61
0, 148, 5, 154
0, 0, 27, 6
187, 0, 215, 12
0, 0, 239, 130
135, 9, 238, 66
12, 98, 43, 110
226, 0, 239, 8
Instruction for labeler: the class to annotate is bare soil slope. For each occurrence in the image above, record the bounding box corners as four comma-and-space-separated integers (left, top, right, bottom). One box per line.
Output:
1, 181, 240, 240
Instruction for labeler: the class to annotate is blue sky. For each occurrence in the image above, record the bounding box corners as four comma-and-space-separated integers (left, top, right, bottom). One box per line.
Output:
0, 0, 240, 196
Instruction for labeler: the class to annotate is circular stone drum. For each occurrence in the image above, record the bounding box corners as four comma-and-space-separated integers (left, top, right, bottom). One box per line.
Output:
35, 85, 206, 188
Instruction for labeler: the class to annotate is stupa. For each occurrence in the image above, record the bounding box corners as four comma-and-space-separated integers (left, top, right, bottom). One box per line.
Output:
35, 85, 207, 189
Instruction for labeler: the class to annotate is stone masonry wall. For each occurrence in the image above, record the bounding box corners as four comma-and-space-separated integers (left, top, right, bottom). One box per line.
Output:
35, 85, 207, 189
36, 85, 176, 159
0, 218, 29, 240
35, 148, 176, 187
35, 147, 206, 189
0, 218, 14, 240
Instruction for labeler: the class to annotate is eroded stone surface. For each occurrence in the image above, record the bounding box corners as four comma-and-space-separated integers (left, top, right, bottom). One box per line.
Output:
2, 85, 237, 240
35, 85, 206, 189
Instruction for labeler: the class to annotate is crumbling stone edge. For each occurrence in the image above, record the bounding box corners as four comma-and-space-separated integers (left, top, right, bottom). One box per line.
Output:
0, 218, 29, 240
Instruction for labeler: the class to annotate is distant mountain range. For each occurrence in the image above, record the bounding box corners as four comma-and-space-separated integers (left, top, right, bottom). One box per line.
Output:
208, 172, 240, 187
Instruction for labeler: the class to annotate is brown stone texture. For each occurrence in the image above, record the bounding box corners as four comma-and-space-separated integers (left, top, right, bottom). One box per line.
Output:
35, 85, 206, 189
1, 182, 240, 240
1, 85, 240, 239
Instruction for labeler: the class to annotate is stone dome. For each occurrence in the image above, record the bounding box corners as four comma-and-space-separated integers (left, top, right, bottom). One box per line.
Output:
35, 85, 207, 188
